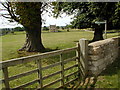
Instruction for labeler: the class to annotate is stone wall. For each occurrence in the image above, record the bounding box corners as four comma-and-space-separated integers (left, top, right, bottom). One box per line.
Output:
88, 36, 120, 76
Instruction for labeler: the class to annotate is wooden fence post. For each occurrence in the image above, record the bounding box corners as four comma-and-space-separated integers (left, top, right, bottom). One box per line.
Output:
76, 43, 83, 81
60, 54, 65, 87
3, 67, 10, 89
79, 38, 88, 77
37, 59, 43, 88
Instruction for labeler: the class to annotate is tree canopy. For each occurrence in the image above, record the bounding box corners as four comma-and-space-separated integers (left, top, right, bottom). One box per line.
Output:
53, 2, 120, 29
52, 2, 120, 41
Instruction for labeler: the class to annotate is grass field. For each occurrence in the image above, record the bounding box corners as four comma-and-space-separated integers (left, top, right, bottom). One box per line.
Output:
2, 29, 119, 61
2, 30, 94, 61
1, 29, 120, 88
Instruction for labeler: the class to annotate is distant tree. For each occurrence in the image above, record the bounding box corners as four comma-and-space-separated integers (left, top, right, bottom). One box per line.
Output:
43, 26, 49, 31
65, 24, 72, 29
56, 26, 60, 29
11, 30, 14, 34
0, 28, 11, 35
14, 27, 25, 31
1, 2, 49, 52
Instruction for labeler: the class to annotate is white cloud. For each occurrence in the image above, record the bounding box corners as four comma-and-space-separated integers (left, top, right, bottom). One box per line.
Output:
43, 14, 74, 26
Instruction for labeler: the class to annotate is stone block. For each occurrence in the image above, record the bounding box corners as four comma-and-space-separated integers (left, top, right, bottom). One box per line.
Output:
88, 68, 103, 76
89, 65, 98, 71
98, 62, 106, 70
88, 46, 104, 55
88, 54, 104, 61
90, 58, 106, 67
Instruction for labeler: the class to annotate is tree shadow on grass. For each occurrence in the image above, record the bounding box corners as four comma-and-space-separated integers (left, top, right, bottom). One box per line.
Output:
73, 40, 92, 43
43, 47, 60, 52
17, 47, 60, 58
73, 76, 98, 89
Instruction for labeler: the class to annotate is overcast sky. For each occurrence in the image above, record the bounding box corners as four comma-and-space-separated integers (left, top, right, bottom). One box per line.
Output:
0, 10, 74, 28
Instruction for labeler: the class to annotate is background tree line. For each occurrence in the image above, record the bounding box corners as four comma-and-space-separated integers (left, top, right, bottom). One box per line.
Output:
0, 27, 25, 36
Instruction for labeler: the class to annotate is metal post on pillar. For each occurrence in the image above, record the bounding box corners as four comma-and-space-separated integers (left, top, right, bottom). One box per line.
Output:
105, 20, 107, 39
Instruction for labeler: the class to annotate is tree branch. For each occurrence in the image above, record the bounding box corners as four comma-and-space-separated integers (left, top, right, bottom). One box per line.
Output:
1, 14, 11, 19
1, 2, 20, 23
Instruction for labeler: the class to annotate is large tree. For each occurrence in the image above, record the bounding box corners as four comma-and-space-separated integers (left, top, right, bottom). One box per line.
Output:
52, 2, 120, 41
1, 2, 49, 52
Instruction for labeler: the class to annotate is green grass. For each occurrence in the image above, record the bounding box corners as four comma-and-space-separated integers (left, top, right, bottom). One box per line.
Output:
2, 29, 119, 61
1, 29, 120, 88
2, 30, 94, 61
94, 56, 120, 88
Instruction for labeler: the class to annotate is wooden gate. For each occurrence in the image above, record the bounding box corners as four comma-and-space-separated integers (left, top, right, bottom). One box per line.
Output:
0, 39, 88, 89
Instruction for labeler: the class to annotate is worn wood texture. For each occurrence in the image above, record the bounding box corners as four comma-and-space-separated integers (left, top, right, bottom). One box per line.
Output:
79, 39, 88, 77
3, 67, 10, 89
9, 69, 38, 81
42, 70, 61, 80
37, 59, 43, 88
12, 79, 39, 90
60, 54, 65, 86
0, 47, 77, 69
43, 78, 62, 88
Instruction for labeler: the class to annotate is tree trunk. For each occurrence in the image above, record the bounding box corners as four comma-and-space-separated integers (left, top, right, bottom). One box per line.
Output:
19, 2, 45, 52
92, 25, 104, 42
19, 28, 45, 52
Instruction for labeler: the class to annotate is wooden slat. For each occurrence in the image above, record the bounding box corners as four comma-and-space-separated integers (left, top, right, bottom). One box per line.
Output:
64, 64, 78, 71
37, 79, 62, 89
76, 43, 82, 81
64, 71, 78, 79
9, 69, 38, 81
37, 59, 43, 88
64, 57, 77, 64
3, 67, 10, 89
42, 78, 62, 88
42, 61, 61, 70
76, 43, 85, 79
42, 70, 61, 80
42, 57, 77, 71
0, 64, 2, 70
64, 78, 78, 85
55, 78, 78, 89
54, 85, 62, 90
0, 47, 77, 69
0, 57, 39, 70
42, 58, 78, 79
60, 54, 65, 86
12, 79, 39, 90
